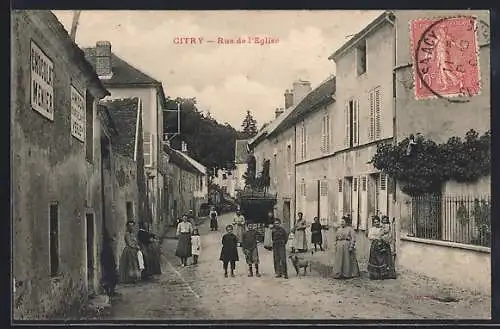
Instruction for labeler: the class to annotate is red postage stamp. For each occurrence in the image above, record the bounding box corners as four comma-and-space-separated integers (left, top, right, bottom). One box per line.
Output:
410, 16, 481, 100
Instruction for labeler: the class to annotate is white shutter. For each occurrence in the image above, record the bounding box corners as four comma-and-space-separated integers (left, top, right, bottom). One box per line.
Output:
352, 100, 358, 146
369, 91, 374, 141
325, 114, 330, 152
319, 180, 329, 226
375, 88, 381, 139
337, 179, 343, 226
320, 117, 325, 153
359, 176, 368, 230
344, 101, 350, 147
352, 177, 359, 229
378, 173, 388, 216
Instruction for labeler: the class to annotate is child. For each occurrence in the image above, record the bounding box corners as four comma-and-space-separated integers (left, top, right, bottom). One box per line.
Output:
219, 225, 239, 277
288, 229, 296, 253
147, 234, 162, 275
191, 229, 201, 265
209, 207, 218, 231
241, 224, 261, 277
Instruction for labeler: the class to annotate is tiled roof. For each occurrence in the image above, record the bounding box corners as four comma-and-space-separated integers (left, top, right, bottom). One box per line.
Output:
101, 98, 140, 158
270, 75, 336, 137
164, 144, 204, 175
235, 139, 250, 164
177, 152, 207, 175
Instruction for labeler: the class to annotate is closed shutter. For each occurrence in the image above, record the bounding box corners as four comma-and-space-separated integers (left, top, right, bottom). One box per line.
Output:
369, 91, 375, 141
359, 176, 368, 230
320, 116, 325, 153
353, 100, 359, 146
337, 179, 343, 226
375, 88, 381, 139
344, 101, 350, 147
319, 180, 329, 227
352, 177, 359, 229
378, 173, 388, 216
325, 114, 330, 152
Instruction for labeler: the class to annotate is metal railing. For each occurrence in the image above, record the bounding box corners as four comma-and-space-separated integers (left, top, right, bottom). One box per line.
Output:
408, 194, 491, 247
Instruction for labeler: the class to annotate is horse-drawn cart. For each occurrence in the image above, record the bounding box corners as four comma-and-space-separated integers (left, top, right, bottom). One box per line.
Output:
236, 188, 277, 242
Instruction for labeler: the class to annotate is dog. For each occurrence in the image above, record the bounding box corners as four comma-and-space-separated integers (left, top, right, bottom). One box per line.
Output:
288, 250, 314, 276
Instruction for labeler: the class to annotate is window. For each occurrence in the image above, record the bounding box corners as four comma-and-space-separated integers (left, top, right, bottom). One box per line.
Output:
85, 91, 94, 162
300, 179, 306, 197
300, 123, 306, 160
369, 87, 382, 141
321, 113, 330, 153
356, 40, 367, 76
126, 202, 134, 221
320, 180, 328, 196
344, 100, 359, 148
49, 203, 59, 277
362, 176, 367, 191
353, 177, 358, 192
380, 173, 387, 190
286, 144, 292, 173
143, 133, 153, 167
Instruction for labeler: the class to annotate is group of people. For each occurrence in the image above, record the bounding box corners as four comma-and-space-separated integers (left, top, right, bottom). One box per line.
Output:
174, 214, 202, 266
118, 221, 163, 286
333, 214, 397, 280
288, 212, 326, 253
219, 210, 289, 278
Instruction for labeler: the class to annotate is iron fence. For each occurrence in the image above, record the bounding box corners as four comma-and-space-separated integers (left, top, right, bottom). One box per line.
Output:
408, 194, 491, 247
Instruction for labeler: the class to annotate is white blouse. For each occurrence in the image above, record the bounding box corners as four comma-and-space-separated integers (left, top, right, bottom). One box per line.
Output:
177, 221, 193, 234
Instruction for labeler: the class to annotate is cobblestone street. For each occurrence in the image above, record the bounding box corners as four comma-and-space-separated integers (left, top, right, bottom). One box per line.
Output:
91, 213, 490, 320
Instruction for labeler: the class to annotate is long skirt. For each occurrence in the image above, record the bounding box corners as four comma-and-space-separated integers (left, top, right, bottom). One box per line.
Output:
263, 227, 273, 250
367, 240, 397, 280
119, 246, 141, 283
333, 240, 360, 279
210, 217, 218, 230
243, 248, 260, 264
294, 229, 308, 251
175, 233, 192, 258
234, 224, 244, 244
147, 244, 162, 275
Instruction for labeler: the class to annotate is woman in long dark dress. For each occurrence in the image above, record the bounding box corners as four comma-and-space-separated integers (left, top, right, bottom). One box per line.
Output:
311, 217, 324, 251
147, 234, 162, 275
332, 215, 360, 279
175, 214, 193, 266
119, 221, 141, 283
367, 216, 397, 280
220, 224, 239, 277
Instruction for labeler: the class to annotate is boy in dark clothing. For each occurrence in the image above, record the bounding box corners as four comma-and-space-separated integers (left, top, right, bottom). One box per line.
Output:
241, 225, 261, 277
272, 218, 289, 279
219, 225, 239, 277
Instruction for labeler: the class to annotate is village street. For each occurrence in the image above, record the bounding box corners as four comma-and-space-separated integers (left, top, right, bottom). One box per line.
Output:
92, 213, 490, 321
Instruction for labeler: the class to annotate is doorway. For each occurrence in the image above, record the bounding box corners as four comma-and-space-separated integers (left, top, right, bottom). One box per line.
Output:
86, 213, 95, 294
283, 201, 291, 231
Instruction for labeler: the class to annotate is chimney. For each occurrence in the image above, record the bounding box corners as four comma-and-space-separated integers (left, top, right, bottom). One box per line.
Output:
284, 89, 294, 109
95, 41, 112, 78
275, 107, 284, 118
292, 80, 312, 105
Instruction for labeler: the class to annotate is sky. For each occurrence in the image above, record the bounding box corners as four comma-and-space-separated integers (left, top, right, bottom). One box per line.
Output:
53, 10, 382, 129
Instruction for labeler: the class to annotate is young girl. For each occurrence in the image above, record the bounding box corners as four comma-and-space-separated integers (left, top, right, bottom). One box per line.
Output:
287, 229, 296, 253
191, 229, 201, 265
219, 225, 239, 277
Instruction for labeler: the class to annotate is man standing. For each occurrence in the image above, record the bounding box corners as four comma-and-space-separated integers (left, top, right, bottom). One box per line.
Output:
241, 224, 261, 277
272, 218, 288, 279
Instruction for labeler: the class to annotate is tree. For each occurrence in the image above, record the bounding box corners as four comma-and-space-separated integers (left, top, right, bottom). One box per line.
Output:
164, 97, 238, 174
241, 110, 258, 138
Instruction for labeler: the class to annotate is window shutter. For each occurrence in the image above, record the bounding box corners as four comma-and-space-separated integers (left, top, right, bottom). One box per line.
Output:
369, 91, 374, 141
378, 173, 388, 216
320, 117, 325, 153
359, 176, 368, 230
375, 88, 381, 139
344, 101, 349, 147
338, 179, 343, 192
353, 100, 359, 146
352, 178, 359, 229
325, 114, 330, 152
337, 179, 344, 226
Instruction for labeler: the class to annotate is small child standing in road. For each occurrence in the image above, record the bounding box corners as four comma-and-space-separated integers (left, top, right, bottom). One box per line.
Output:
191, 229, 201, 265
288, 229, 296, 254
219, 225, 239, 277
241, 224, 261, 277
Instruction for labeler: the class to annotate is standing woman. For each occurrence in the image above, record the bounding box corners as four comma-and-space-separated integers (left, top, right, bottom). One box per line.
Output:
367, 216, 397, 280
233, 210, 246, 246
209, 206, 218, 231
263, 211, 274, 251
332, 215, 360, 279
175, 214, 193, 267
294, 212, 308, 253
311, 217, 324, 251
119, 220, 141, 283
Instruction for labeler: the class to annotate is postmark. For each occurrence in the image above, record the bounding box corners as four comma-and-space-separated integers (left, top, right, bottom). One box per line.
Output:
411, 16, 483, 101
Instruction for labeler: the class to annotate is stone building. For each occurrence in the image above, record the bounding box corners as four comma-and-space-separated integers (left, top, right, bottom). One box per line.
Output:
84, 42, 168, 234
11, 10, 110, 319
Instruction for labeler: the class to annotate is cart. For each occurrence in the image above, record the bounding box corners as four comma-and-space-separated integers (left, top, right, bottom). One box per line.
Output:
237, 188, 277, 242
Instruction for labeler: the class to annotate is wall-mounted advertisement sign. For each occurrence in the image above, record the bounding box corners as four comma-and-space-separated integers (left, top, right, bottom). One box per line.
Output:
30, 40, 54, 121
70, 85, 85, 142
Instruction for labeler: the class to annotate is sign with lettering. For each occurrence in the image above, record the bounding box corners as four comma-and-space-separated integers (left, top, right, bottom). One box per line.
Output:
30, 41, 54, 121
70, 85, 85, 142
